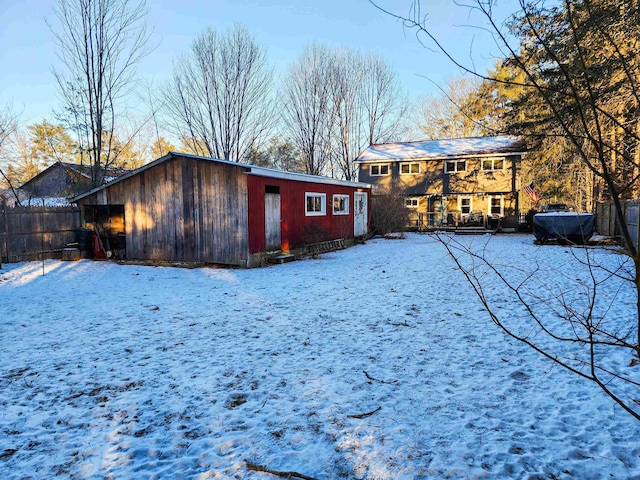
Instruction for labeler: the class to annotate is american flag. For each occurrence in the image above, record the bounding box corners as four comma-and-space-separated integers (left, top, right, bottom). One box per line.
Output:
524, 182, 539, 202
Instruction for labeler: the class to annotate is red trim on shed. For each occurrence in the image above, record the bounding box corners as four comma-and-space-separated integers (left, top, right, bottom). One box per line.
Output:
247, 175, 370, 254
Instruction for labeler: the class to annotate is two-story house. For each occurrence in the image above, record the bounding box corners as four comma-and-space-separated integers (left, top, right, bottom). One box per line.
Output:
356, 136, 527, 230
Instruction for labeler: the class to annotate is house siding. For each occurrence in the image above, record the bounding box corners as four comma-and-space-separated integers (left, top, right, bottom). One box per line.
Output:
359, 156, 519, 195
358, 144, 524, 229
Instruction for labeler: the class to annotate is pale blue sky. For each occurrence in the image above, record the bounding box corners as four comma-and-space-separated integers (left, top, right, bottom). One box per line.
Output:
0, 0, 518, 125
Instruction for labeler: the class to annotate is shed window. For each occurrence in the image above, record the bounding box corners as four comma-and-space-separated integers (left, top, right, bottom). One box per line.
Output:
482, 157, 505, 171
333, 194, 349, 215
445, 160, 467, 173
370, 164, 390, 176
400, 162, 421, 174
305, 192, 326, 216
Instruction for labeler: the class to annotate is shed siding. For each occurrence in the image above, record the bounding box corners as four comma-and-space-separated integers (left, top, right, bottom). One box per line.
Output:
247, 175, 370, 254
78, 156, 249, 265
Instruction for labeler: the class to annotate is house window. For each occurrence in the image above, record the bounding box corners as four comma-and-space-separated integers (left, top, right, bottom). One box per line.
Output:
305, 192, 326, 216
489, 195, 504, 216
482, 157, 505, 171
370, 164, 390, 176
445, 160, 467, 173
333, 194, 349, 215
405, 197, 419, 208
458, 196, 472, 215
400, 162, 421, 174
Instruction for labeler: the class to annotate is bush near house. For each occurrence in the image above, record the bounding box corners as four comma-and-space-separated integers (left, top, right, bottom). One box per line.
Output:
371, 193, 408, 237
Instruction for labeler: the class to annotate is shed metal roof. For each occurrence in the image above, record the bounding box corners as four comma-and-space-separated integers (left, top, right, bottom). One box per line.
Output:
71, 152, 370, 202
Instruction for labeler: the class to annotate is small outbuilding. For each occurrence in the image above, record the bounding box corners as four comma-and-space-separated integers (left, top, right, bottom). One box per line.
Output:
72, 152, 371, 267
20, 161, 127, 199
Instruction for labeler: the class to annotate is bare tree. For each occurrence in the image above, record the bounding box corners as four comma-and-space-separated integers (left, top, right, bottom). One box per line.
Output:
283, 45, 407, 178
372, 0, 640, 421
362, 53, 410, 145
137, 80, 172, 161
0, 103, 18, 153
50, 0, 152, 187
326, 48, 365, 179
328, 50, 408, 180
164, 24, 273, 162
417, 76, 499, 139
0, 103, 23, 201
281, 44, 334, 176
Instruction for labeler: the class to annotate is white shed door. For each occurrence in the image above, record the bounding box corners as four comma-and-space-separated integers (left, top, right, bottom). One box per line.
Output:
354, 192, 368, 237
265, 192, 281, 251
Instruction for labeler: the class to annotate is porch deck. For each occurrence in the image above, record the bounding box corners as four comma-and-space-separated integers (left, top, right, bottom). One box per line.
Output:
421, 226, 498, 235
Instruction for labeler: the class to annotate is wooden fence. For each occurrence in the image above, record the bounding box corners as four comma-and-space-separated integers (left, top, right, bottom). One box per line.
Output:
596, 200, 640, 251
0, 206, 81, 263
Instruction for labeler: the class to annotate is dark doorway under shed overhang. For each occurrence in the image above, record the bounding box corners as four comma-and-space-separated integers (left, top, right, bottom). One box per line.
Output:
82, 205, 126, 259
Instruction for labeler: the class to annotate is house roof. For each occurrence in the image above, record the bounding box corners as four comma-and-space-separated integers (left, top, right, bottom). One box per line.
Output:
62, 161, 128, 180
19, 162, 85, 190
71, 152, 371, 202
355, 136, 527, 162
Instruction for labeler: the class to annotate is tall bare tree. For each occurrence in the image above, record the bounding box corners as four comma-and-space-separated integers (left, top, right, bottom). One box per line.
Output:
372, 0, 640, 422
417, 76, 501, 139
328, 50, 407, 180
326, 48, 363, 179
0, 103, 18, 153
50, 0, 152, 187
165, 25, 273, 162
281, 44, 334, 176
0, 103, 22, 199
283, 45, 407, 178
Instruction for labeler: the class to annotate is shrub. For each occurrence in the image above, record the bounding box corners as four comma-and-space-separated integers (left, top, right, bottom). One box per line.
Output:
371, 193, 409, 237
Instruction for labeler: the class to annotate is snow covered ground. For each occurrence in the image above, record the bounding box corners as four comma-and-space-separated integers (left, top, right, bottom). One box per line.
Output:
1, 233, 639, 479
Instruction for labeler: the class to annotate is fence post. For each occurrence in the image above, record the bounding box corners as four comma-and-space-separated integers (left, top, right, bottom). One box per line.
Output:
635, 201, 640, 253
633, 200, 640, 251
2, 207, 8, 265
